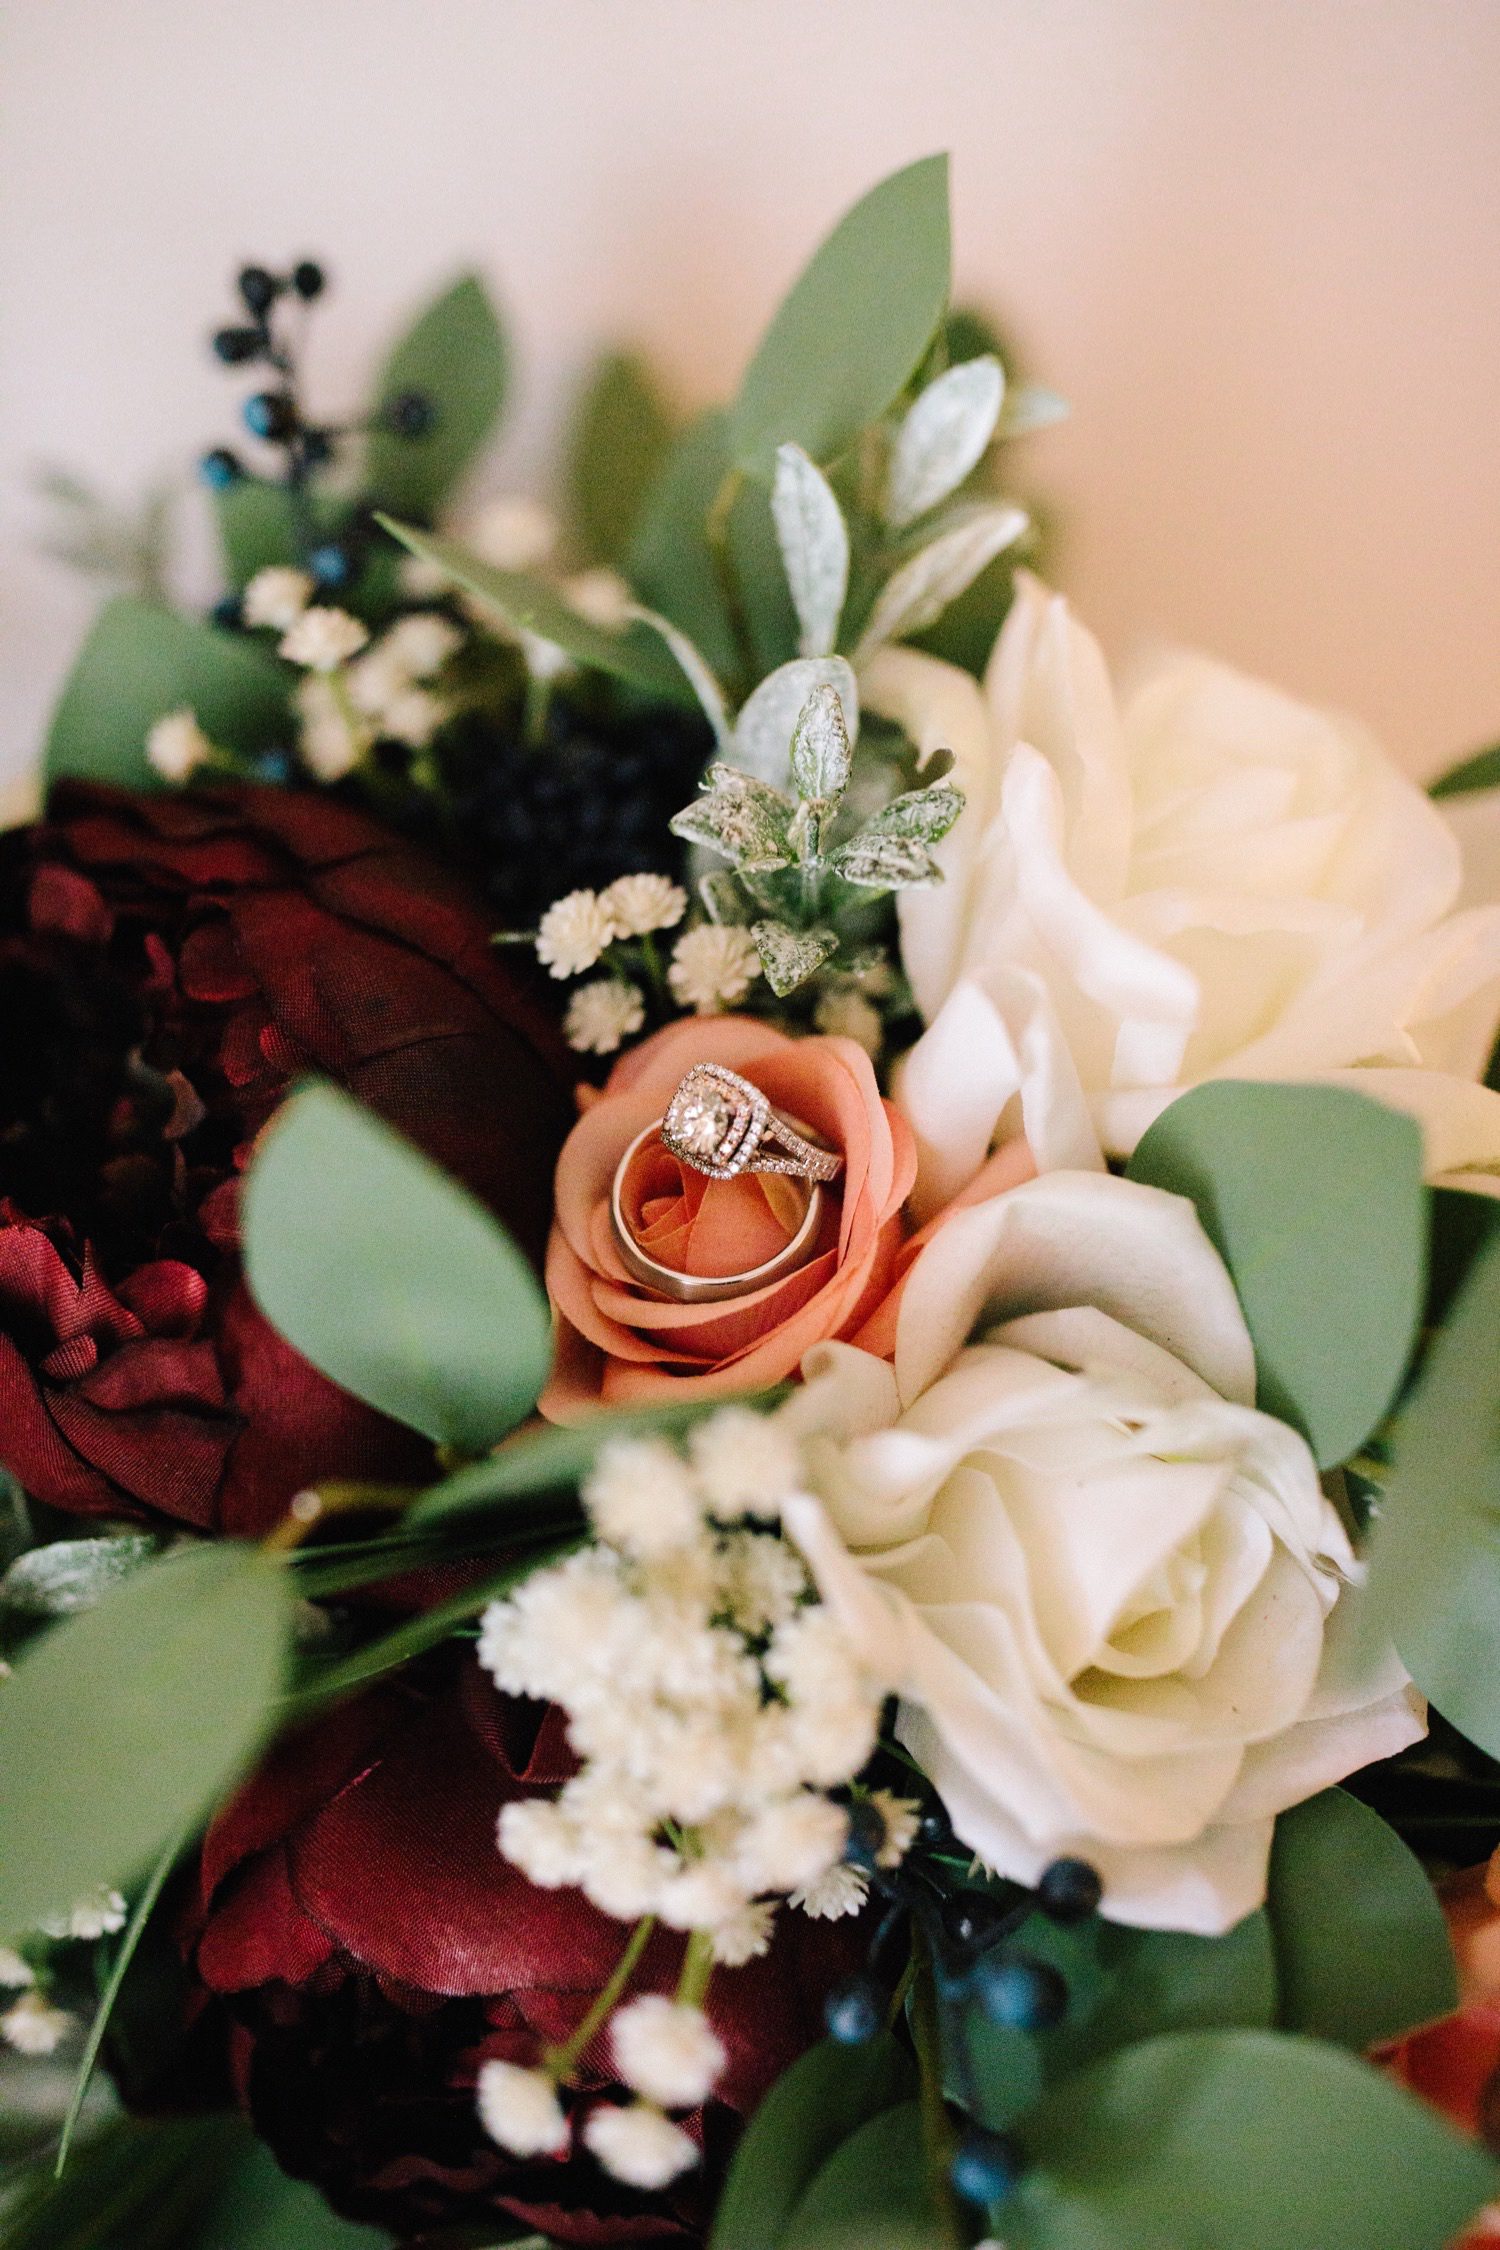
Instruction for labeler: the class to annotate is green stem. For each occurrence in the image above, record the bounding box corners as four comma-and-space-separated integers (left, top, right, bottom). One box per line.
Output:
674, 1927, 716, 2011
55, 1827, 185, 2177
636, 932, 669, 1008
911, 1923, 967, 2249
548, 1916, 656, 2080
326, 668, 373, 763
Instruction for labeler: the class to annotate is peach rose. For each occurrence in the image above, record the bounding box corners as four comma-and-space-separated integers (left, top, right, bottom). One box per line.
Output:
541, 1016, 915, 1419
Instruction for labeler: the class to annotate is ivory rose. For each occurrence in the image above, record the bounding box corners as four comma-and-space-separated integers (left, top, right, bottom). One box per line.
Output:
780, 1168, 1423, 1934
541, 1016, 915, 1417
866, 575, 1500, 1215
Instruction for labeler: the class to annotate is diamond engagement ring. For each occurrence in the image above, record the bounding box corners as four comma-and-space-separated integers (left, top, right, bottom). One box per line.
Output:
608, 1063, 843, 1304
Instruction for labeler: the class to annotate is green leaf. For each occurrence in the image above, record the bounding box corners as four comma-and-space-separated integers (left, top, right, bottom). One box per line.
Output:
44, 596, 289, 788
377, 520, 697, 705
242, 1083, 551, 1455
566, 350, 674, 565
711, 2032, 915, 2250
861, 779, 964, 846
1268, 1788, 1457, 2049
365, 273, 508, 517
1128, 1083, 1426, 1468
828, 833, 941, 893
1004, 2029, 1495, 2250
752, 919, 840, 997
1366, 1224, 1500, 1758
1, 1534, 161, 1617
963, 1909, 1276, 2131
1430, 742, 1500, 800
730, 156, 953, 479
671, 763, 795, 870
628, 411, 741, 679
0, 1543, 291, 1941
886, 355, 1005, 528
184, 2130, 392, 2248
771, 444, 849, 658
733, 658, 858, 790
213, 478, 340, 590
781, 2101, 939, 2250
789, 683, 852, 805
853, 502, 1028, 657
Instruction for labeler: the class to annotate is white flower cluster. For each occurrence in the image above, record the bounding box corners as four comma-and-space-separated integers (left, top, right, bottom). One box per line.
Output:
284, 605, 462, 782
536, 875, 698, 1055
473, 1408, 902, 2189
0, 1887, 125, 2056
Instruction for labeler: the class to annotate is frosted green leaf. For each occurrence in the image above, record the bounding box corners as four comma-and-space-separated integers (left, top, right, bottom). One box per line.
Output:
732, 657, 858, 789
789, 684, 852, 806
861, 779, 964, 845
671, 765, 795, 871
751, 920, 840, 997
699, 869, 755, 925
854, 503, 1028, 659
829, 833, 942, 892
0, 1536, 162, 1618
771, 444, 849, 658
996, 382, 1071, 438
885, 354, 1004, 527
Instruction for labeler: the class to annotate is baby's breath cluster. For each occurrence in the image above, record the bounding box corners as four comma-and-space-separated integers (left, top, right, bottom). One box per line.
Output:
534, 873, 693, 1055
473, 1407, 903, 2189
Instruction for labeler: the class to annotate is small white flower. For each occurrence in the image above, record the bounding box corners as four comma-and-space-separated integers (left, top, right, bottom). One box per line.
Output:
345, 647, 410, 717
790, 1863, 870, 1920
710, 1900, 777, 1966
602, 873, 688, 939
584, 2102, 698, 2188
146, 709, 212, 784
736, 1793, 849, 1895
576, 1835, 678, 1923
716, 1530, 808, 1636
536, 889, 622, 979
476, 2059, 570, 2156
497, 1797, 585, 1889
656, 1858, 754, 1934
61, 1886, 128, 1941
868, 1790, 921, 1869
519, 629, 574, 682
667, 925, 760, 1015
1, 1991, 74, 2055
279, 607, 369, 672
380, 612, 463, 679
565, 979, 646, 1057
399, 551, 449, 600
294, 677, 364, 782
0, 1947, 34, 1988
241, 566, 313, 631
612, 1996, 726, 2111
813, 987, 884, 1059
584, 1438, 704, 1556
381, 687, 444, 748
690, 1409, 802, 1519
471, 494, 559, 573
565, 567, 634, 631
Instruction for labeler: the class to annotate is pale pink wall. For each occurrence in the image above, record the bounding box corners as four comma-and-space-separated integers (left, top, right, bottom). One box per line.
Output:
1, 0, 1496, 780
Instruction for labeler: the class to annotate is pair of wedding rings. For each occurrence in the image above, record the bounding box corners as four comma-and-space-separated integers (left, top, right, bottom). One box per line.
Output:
609, 1062, 843, 1305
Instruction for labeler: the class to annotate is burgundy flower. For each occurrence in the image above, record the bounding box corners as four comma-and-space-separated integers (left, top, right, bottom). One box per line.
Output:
0, 784, 573, 1536
192, 1661, 855, 2247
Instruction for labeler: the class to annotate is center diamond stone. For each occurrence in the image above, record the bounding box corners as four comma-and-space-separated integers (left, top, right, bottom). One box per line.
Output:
675, 1089, 732, 1161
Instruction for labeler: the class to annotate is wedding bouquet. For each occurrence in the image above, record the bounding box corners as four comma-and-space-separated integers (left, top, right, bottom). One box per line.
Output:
5, 155, 1500, 2250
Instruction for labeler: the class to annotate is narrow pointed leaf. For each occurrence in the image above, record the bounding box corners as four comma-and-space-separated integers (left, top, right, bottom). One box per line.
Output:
886, 354, 1005, 527
772, 444, 849, 657
854, 504, 1028, 658
829, 832, 942, 891
861, 779, 964, 845
630, 605, 733, 749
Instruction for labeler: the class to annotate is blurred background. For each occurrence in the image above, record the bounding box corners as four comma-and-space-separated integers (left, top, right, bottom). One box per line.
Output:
1, 0, 1496, 784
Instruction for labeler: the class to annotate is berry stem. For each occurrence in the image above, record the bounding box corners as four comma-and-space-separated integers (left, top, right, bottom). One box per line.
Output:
910, 1920, 968, 2248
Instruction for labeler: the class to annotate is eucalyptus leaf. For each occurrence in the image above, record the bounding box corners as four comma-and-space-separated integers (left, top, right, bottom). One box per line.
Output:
855, 503, 1028, 659
732, 658, 859, 790
365, 273, 508, 517
780, 2101, 937, 2250
0, 1535, 161, 1618
1366, 1225, 1500, 1758
1128, 1083, 1426, 1469
630, 605, 732, 749
886, 355, 1005, 528
1268, 1788, 1457, 2050
628, 411, 741, 679
1429, 742, 1500, 800
730, 156, 952, 479
789, 683, 852, 805
242, 1082, 551, 1455
710, 2033, 915, 2250
829, 833, 941, 892
671, 764, 795, 870
44, 597, 289, 788
771, 444, 849, 658
752, 920, 840, 997
566, 350, 674, 566
0, 1543, 292, 1940
1004, 2029, 1495, 2250
377, 521, 696, 705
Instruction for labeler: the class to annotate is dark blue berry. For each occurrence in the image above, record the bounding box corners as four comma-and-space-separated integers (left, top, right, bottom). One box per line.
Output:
916, 1800, 953, 1851
291, 260, 325, 300
950, 2127, 1024, 2207
970, 1952, 1068, 2031
255, 747, 294, 785
823, 1976, 883, 2044
200, 447, 243, 490
244, 391, 297, 442
209, 594, 242, 630
237, 265, 280, 316
384, 388, 435, 438
213, 325, 262, 365
309, 542, 354, 590
1036, 1858, 1101, 1925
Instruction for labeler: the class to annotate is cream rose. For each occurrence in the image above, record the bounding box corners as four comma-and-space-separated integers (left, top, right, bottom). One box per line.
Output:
865, 576, 1500, 1215
781, 1169, 1423, 1934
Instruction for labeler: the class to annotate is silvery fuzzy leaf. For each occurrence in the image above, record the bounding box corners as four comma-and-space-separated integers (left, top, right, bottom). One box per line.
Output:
789, 684, 852, 807
751, 919, 841, 998
854, 503, 1028, 660
996, 383, 1070, 438
830, 833, 943, 892
861, 778, 964, 846
885, 355, 1005, 528
731, 657, 859, 789
698, 868, 756, 925
0, 1534, 162, 1617
772, 443, 850, 658
629, 604, 732, 752
671, 764, 795, 870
